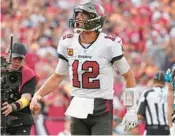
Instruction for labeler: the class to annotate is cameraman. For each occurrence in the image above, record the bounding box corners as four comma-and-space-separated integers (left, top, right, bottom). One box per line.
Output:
1, 43, 38, 135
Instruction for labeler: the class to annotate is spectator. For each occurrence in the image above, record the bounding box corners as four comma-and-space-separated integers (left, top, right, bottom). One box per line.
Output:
1, 0, 175, 135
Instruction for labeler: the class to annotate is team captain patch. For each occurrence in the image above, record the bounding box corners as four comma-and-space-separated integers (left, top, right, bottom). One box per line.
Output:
67, 48, 73, 56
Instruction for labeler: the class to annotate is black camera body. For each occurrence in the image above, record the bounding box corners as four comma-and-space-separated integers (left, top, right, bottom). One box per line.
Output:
1, 56, 22, 102
1, 56, 22, 134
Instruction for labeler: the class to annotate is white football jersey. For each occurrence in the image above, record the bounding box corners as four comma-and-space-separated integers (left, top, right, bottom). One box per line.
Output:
57, 32, 124, 99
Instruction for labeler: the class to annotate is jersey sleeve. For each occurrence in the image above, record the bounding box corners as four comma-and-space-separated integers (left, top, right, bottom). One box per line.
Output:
113, 57, 130, 74
110, 37, 124, 64
57, 36, 68, 62
55, 59, 69, 75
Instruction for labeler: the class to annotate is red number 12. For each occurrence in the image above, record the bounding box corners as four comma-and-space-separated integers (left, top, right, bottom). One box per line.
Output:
72, 60, 100, 89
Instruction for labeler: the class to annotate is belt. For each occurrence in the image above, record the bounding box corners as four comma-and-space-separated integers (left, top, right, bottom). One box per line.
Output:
147, 125, 169, 130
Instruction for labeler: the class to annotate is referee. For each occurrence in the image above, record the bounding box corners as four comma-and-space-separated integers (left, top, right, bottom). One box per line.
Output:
137, 71, 170, 135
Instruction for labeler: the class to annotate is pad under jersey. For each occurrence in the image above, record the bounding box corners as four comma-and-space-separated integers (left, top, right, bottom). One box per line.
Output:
57, 33, 124, 99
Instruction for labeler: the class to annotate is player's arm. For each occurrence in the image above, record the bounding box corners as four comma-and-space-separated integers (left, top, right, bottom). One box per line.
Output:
111, 36, 138, 130
122, 68, 136, 88
113, 58, 137, 108
110, 36, 136, 100
35, 58, 69, 97
34, 34, 70, 99
30, 59, 68, 112
110, 36, 136, 88
30, 35, 69, 112
34, 72, 65, 98
111, 37, 136, 103
114, 58, 138, 130
167, 83, 174, 128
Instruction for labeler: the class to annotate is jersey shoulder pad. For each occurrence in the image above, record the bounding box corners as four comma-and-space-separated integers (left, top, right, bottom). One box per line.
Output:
112, 36, 124, 53
103, 33, 124, 59
102, 33, 123, 46
59, 33, 74, 45
57, 33, 74, 56
106, 34, 123, 53
62, 33, 74, 40
101, 32, 116, 41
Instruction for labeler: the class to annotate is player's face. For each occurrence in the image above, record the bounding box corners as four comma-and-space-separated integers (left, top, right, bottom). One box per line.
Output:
11, 57, 24, 70
75, 12, 89, 28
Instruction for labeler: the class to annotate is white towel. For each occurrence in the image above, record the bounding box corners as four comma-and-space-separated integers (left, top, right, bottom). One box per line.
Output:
65, 97, 94, 119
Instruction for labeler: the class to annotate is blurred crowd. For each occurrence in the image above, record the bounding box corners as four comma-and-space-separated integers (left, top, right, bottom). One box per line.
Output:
1, 0, 175, 135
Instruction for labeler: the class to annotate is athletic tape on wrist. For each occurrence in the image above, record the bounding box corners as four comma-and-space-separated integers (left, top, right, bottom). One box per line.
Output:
123, 88, 137, 107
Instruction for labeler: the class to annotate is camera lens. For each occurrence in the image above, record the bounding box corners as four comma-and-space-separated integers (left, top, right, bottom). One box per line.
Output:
9, 75, 17, 83
6, 71, 21, 88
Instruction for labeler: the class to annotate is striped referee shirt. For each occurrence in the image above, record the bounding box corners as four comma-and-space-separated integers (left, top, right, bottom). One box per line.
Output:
137, 86, 168, 126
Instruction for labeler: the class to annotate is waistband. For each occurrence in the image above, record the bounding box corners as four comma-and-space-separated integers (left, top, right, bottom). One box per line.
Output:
147, 125, 169, 130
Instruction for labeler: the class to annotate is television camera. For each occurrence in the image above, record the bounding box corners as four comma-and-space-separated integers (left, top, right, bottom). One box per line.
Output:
1, 56, 22, 102
1, 35, 22, 135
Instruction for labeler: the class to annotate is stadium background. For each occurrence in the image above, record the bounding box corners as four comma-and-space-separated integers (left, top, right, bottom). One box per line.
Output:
1, 0, 175, 135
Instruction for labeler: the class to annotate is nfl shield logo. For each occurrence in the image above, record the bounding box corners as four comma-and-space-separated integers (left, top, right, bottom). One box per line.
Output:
67, 48, 73, 56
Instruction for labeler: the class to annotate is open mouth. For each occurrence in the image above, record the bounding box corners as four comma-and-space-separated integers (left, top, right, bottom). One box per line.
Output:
74, 19, 86, 28
75, 22, 80, 27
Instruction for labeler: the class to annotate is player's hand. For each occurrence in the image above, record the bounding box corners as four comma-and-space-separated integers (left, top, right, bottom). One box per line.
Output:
30, 94, 42, 114
1, 102, 13, 116
122, 109, 138, 131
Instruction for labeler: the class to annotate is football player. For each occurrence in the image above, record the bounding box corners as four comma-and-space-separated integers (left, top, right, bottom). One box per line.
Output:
30, 1, 138, 135
165, 64, 175, 135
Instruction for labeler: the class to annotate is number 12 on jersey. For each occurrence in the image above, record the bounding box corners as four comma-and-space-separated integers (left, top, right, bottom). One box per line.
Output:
72, 60, 100, 89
